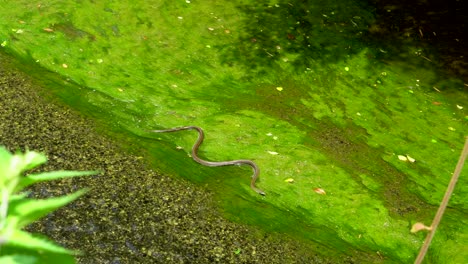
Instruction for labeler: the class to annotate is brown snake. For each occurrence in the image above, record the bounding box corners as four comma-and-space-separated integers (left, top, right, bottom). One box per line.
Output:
149, 126, 265, 196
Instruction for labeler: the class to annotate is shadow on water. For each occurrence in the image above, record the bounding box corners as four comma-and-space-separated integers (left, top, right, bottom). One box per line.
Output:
364, 0, 468, 84
219, 0, 373, 74
220, 0, 467, 89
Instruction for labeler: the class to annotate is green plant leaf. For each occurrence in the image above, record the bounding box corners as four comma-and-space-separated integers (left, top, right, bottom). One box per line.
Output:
0, 147, 85, 263
0, 147, 47, 182
7, 189, 88, 229
0, 146, 13, 171
15, 170, 99, 193
0, 146, 15, 182
0, 254, 37, 264
0, 242, 77, 264
8, 193, 28, 202
7, 229, 75, 255
20, 151, 47, 172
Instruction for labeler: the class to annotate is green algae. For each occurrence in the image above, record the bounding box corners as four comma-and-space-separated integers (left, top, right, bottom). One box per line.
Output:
1, 0, 467, 263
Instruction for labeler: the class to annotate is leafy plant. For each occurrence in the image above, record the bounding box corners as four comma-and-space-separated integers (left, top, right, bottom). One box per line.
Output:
0, 146, 98, 264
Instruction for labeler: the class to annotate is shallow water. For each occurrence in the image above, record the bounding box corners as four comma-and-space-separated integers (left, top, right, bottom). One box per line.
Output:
1, 0, 467, 262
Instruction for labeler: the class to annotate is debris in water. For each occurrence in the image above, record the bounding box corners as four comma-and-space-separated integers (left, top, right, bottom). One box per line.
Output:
398, 155, 407, 161
398, 154, 415, 163
284, 178, 294, 183
411, 222, 432, 233
313, 188, 326, 195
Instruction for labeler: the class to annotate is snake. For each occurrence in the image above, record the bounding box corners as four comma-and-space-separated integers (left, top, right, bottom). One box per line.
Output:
149, 126, 265, 196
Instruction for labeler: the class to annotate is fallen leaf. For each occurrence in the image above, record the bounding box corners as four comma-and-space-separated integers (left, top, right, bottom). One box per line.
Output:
284, 178, 294, 183
43, 28, 54, 32
411, 222, 432, 233
432, 101, 442, 106
398, 155, 408, 161
267, 151, 279, 155
276, 87, 283, 91
62, 64, 68, 68
313, 188, 326, 195
406, 155, 416, 163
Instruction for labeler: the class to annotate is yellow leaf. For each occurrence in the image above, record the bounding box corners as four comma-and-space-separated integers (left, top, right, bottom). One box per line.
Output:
397, 155, 408, 161
284, 178, 294, 183
406, 155, 416, 163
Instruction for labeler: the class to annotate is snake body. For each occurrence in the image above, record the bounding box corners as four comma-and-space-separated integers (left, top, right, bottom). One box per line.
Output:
149, 126, 265, 196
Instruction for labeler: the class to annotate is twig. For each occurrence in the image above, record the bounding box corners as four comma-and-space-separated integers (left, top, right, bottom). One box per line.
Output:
414, 136, 468, 264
